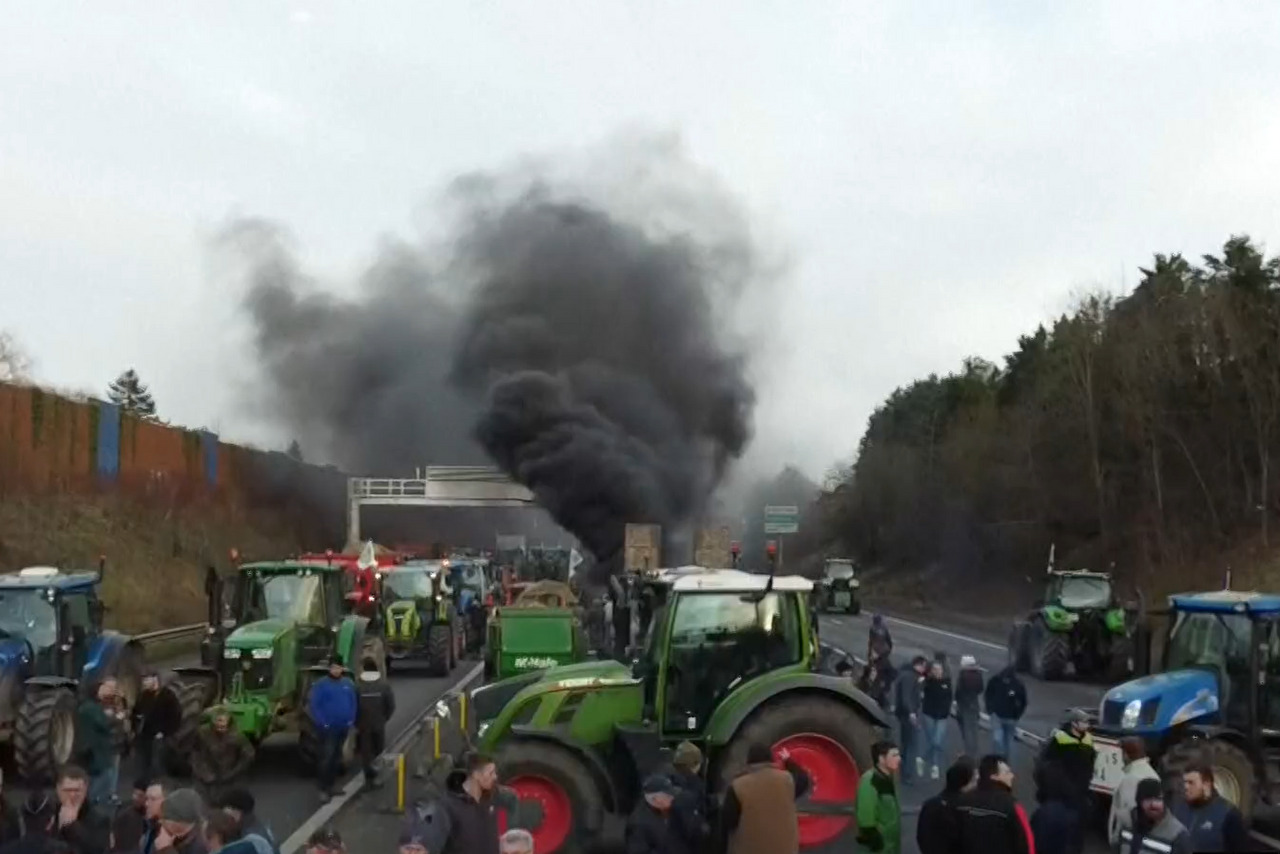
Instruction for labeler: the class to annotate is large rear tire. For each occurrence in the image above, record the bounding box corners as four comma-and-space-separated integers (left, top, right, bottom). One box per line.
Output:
1007, 622, 1028, 672
427, 625, 452, 676
1106, 634, 1135, 682
717, 696, 875, 849
1030, 621, 1069, 680
496, 738, 604, 854
1162, 738, 1255, 823
165, 679, 213, 776
14, 687, 78, 784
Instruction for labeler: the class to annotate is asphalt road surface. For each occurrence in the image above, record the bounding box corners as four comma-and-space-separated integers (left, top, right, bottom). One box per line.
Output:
5, 650, 477, 849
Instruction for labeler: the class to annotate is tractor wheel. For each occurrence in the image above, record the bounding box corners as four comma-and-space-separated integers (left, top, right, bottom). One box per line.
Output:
496, 738, 604, 854
718, 696, 874, 849
1030, 621, 1069, 681
848, 598, 861, 615
1007, 623, 1025, 672
15, 687, 78, 784
1162, 738, 1256, 822
427, 625, 452, 676
1107, 634, 1135, 682
453, 619, 466, 664
165, 680, 211, 776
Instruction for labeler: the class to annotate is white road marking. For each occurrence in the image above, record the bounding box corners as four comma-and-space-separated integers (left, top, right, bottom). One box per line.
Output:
879, 614, 1006, 651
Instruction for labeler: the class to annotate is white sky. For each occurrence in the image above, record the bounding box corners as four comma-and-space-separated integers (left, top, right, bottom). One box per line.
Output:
3, 1, 1279, 478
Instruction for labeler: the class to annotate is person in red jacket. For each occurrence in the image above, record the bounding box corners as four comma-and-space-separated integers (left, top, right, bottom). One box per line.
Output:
955, 754, 1035, 854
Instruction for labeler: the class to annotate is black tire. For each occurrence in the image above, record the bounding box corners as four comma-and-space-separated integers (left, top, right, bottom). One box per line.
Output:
1162, 738, 1256, 823
848, 598, 861, 615
15, 687, 78, 784
427, 625, 452, 676
716, 695, 875, 791
165, 680, 211, 776
1106, 634, 1135, 682
1008, 622, 1030, 672
1030, 621, 1068, 680
496, 738, 605, 854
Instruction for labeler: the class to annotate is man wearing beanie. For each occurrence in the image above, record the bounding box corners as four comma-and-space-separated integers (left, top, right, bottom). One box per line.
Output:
155, 789, 207, 854
625, 774, 679, 854
669, 741, 707, 852
1117, 778, 1190, 854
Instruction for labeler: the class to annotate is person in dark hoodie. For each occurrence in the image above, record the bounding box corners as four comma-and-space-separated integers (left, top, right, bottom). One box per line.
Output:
1171, 764, 1249, 852
921, 660, 954, 781
953, 657, 984, 759
132, 675, 182, 781
857, 649, 896, 710
52, 766, 110, 854
109, 780, 149, 854
354, 657, 395, 789
1119, 778, 1191, 854
984, 666, 1027, 759
668, 741, 707, 853
868, 615, 893, 659
955, 755, 1034, 854
625, 774, 680, 854
1030, 762, 1083, 854
917, 756, 975, 854
894, 656, 928, 785
217, 790, 276, 854
0, 791, 70, 854
434, 752, 517, 854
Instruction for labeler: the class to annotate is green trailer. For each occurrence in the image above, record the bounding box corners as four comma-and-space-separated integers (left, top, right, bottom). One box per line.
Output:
484, 607, 587, 680
189, 560, 386, 772
462, 567, 890, 854
382, 561, 464, 676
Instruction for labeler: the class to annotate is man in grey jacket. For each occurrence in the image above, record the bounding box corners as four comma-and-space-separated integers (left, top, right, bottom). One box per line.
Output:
894, 655, 928, 784
1117, 778, 1191, 854
1108, 738, 1159, 847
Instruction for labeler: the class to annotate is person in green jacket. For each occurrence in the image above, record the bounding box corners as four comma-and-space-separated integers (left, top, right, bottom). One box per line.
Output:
75, 678, 126, 805
856, 740, 902, 854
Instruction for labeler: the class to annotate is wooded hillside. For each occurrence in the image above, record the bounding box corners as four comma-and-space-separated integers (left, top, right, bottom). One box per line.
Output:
819, 235, 1280, 591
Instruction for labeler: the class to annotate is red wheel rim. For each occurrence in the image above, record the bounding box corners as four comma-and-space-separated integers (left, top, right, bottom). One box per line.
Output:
774, 733, 859, 848
498, 774, 573, 853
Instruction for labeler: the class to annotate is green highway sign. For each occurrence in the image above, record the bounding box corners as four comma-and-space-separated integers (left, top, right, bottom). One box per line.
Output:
764, 505, 799, 534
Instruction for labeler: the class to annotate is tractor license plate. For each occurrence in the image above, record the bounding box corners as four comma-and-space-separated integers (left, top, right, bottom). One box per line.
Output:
1090, 737, 1124, 793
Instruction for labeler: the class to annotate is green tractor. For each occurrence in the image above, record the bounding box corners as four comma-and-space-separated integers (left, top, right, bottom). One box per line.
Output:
463, 567, 891, 853
813, 559, 861, 614
190, 559, 387, 771
483, 581, 590, 681
381, 561, 464, 676
1008, 565, 1135, 681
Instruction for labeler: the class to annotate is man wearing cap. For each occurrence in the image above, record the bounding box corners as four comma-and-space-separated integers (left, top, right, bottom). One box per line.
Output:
1117, 778, 1191, 854
1039, 710, 1096, 818
154, 788, 207, 854
625, 774, 680, 854
669, 741, 708, 852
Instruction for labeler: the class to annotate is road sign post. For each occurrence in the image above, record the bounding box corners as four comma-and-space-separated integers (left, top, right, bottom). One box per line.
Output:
763, 506, 799, 571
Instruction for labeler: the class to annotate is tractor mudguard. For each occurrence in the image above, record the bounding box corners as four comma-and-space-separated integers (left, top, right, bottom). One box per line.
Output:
703, 672, 892, 747
24, 675, 77, 691
1105, 608, 1127, 634
508, 725, 619, 812
1040, 605, 1075, 632
83, 633, 131, 683
335, 615, 371, 668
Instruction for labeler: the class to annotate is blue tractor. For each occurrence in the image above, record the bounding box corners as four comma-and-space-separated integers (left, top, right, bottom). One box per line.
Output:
0, 563, 150, 782
1091, 589, 1279, 822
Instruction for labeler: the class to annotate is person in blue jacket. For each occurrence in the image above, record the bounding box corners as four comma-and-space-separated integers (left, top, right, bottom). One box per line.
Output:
309, 661, 357, 802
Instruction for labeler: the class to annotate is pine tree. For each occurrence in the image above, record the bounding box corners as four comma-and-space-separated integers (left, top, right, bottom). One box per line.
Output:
107, 369, 157, 417
287, 439, 304, 462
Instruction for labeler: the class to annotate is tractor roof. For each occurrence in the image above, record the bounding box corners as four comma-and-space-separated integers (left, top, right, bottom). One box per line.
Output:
239, 560, 344, 574
0, 567, 100, 591
1169, 589, 1280, 615
669, 568, 812, 593
1050, 569, 1111, 579
389, 560, 445, 574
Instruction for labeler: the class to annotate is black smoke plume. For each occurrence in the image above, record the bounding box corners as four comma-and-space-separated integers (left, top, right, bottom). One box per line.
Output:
227, 141, 761, 573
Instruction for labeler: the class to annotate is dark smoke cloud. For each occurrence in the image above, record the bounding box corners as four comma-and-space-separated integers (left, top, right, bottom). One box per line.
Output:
225, 138, 762, 572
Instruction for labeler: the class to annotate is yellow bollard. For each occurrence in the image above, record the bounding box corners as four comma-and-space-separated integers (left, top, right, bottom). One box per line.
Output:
433, 717, 441, 759
397, 753, 406, 812
460, 692, 468, 732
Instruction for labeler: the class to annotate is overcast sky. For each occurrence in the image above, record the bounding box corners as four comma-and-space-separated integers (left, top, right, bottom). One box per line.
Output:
3, 1, 1279, 480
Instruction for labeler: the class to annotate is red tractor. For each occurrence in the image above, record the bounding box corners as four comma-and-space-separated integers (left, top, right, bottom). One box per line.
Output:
298, 542, 406, 618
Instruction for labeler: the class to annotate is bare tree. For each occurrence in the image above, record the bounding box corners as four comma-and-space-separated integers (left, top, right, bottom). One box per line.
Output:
0, 331, 32, 382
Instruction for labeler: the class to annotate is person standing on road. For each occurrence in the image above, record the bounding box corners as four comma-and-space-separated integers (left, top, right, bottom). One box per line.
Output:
894, 656, 928, 784
917, 755, 976, 854
153, 788, 207, 854
201, 812, 255, 854
1108, 738, 1158, 848
2, 791, 69, 854
1030, 762, 1083, 854
308, 662, 357, 803
954, 657, 984, 759
857, 649, 895, 710
1117, 778, 1191, 854
189, 713, 255, 804
437, 751, 509, 854
955, 755, 1035, 854
868, 615, 893, 660
1170, 764, 1249, 852
625, 774, 681, 854
53, 765, 110, 854
719, 743, 811, 854
921, 661, 954, 780
1039, 710, 1096, 819
984, 666, 1027, 758
216, 790, 276, 854
132, 674, 182, 781
108, 780, 148, 854
355, 657, 395, 789
76, 680, 124, 807
669, 741, 708, 852
138, 782, 166, 854
854, 741, 901, 854
302, 829, 345, 854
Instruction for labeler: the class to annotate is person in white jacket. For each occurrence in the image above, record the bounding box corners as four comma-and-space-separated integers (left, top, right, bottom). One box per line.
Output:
1109, 737, 1161, 845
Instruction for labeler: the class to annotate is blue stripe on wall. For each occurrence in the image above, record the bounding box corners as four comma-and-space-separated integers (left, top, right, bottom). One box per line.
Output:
201, 431, 218, 487
96, 401, 120, 481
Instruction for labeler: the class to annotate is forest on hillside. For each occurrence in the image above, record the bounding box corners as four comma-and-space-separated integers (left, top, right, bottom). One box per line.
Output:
808, 235, 1280, 586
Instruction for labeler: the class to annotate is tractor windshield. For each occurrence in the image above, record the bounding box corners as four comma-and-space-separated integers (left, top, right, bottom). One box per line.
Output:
1166, 611, 1252, 676
826, 562, 855, 580
241, 574, 326, 625
1055, 576, 1111, 609
384, 571, 434, 601
0, 590, 57, 649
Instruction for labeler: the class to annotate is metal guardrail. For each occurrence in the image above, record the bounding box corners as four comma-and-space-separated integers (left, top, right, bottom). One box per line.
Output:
133, 623, 207, 644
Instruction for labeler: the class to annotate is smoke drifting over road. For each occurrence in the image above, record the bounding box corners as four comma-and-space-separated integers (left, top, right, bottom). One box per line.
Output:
227, 138, 763, 574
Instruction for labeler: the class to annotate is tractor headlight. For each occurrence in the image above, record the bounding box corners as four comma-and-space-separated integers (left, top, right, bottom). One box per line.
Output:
223, 647, 241, 660
850, 579, 860, 588
250, 647, 273, 660
477, 721, 490, 738
1121, 698, 1142, 729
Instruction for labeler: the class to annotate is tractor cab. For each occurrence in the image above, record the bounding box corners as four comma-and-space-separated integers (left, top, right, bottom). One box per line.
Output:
0, 567, 105, 680
1092, 590, 1280, 818
382, 560, 465, 675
